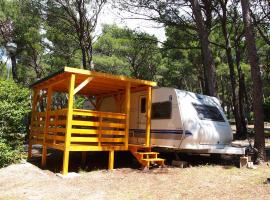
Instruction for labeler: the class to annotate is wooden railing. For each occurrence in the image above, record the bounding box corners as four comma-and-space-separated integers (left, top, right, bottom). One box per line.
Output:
30, 109, 128, 151
70, 109, 127, 151
46, 109, 67, 150
30, 111, 46, 144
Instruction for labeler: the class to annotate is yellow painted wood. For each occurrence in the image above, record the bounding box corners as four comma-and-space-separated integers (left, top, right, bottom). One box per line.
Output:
146, 86, 152, 147
70, 137, 99, 142
41, 86, 52, 167
74, 77, 93, 95
69, 145, 126, 151
62, 74, 75, 175
108, 150, 114, 170
64, 67, 157, 86
101, 130, 125, 135
48, 120, 66, 126
33, 111, 46, 117
98, 117, 102, 146
47, 128, 66, 133
100, 138, 125, 143
96, 96, 103, 111
71, 128, 99, 134
45, 135, 65, 141
46, 143, 64, 151
125, 82, 131, 149
31, 127, 45, 132
89, 98, 97, 109
72, 120, 125, 128
31, 134, 44, 139
72, 110, 126, 119
35, 75, 67, 90
73, 108, 126, 115
71, 129, 125, 135
53, 114, 58, 144
49, 109, 67, 115
31, 139, 43, 145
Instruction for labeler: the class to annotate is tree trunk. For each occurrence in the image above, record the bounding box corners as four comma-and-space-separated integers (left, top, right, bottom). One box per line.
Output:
10, 54, 18, 82
81, 47, 87, 69
235, 42, 248, 137
241, 0, 265, 163
219, 3, 247, 139
190, 0, 216, 96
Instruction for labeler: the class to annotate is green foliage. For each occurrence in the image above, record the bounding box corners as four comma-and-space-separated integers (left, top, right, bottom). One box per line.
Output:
0, 79, 30, 148
93, 24, 162, 80
0, 138, 21, 168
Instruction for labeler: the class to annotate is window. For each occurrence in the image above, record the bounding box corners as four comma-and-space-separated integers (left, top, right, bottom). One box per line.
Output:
140, 97, 146, 113
192, 103, 225, 122
152, 101, 172, 119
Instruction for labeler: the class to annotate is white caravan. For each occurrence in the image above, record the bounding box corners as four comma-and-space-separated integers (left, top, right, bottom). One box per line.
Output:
100, 87, 245, 155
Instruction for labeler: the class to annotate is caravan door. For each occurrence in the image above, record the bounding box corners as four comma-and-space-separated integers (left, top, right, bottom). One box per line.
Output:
138, 96, 147, 129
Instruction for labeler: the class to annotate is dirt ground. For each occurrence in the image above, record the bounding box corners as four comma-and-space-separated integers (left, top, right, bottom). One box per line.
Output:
0, 148, 270, 200
0, 162, 269, 200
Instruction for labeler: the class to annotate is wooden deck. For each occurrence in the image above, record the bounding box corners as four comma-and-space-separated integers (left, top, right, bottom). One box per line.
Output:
28, 67, 157, 175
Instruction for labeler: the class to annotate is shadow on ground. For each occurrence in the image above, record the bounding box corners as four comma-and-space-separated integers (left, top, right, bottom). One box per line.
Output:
28, 145, 270, 173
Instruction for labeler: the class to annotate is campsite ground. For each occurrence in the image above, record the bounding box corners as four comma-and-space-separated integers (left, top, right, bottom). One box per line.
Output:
0, 144, 270, 200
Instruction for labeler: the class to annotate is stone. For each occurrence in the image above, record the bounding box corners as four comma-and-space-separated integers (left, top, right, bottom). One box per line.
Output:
172, 160, 188, 168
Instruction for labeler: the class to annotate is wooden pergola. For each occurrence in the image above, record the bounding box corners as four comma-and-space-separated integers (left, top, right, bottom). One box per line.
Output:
28, 67, 157, 175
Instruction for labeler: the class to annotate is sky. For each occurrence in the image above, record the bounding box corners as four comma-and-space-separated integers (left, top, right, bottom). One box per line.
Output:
1, 3, 166, 68
95, 3, 166, 42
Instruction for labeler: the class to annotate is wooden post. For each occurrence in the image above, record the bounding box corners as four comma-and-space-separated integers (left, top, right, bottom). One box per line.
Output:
28, 89, 38, 159
41, 87, 52, 167
62, 74, 75, 175
125, 82, 131, 149
146, 86, 152, 147
108, 150, 114, 170
98, 116, 102, 146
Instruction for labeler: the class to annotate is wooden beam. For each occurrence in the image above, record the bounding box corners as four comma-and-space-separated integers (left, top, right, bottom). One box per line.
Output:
146, 86, 152, 147
62, 74, 75, 175
36, 76, 68, 91
28, 89, 39, 159
41, 86, 53, 167
125, 82, 131, 148
108, 150, 114, 170
88, 98, 97, 109
64, 67, 157, 86
74, 77, 93, 95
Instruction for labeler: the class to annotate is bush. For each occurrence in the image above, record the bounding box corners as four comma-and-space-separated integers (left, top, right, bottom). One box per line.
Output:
0, 79, 30, 167
0, 138, 20, 167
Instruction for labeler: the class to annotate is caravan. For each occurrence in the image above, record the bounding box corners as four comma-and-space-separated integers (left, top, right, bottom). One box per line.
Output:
101, 87, 245, 155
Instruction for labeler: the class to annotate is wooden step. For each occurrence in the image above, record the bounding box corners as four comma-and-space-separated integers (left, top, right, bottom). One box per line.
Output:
135, 152, 159, 155
142, 158, 165, 166
135, 152, 159, 159
141, 158, 165, 162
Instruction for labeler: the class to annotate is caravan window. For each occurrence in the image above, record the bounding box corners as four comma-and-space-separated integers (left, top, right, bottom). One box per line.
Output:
192, 103, 225, 122
152, 101, 172, 119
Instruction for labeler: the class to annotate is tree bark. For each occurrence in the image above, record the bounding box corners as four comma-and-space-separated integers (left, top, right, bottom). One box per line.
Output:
81, 47, 87, 69
235, 41, 248, 137
219, 1, 247, 139
241, 0, 265, 163
190, 0, 216, 96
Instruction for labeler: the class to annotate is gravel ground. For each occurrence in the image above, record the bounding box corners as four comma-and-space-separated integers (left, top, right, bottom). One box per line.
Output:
0, 160, 269, 200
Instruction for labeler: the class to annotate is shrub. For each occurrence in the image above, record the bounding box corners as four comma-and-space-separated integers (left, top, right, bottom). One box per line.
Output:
0, 79, 30, 167
0, 138, 20, 167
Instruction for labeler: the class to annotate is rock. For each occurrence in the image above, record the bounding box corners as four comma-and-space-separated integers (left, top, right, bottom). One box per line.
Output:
172, 160, 188, 168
